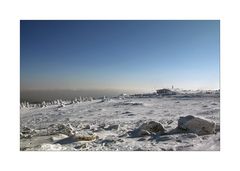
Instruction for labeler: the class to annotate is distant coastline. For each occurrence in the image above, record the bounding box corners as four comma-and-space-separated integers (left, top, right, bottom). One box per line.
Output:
20, 89, 141, 103
20, 88, 220, 103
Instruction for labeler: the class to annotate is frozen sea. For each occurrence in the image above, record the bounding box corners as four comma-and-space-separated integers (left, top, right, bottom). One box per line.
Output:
20, 94, 220, 151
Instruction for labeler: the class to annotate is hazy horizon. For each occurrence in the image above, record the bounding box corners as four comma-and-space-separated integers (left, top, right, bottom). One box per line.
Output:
20, 89, 147, 103
21, 20, 220, 98
20, 87, 220, 103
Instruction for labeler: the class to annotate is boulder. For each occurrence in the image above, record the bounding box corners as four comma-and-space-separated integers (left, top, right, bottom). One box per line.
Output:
177, 115, 216, 135
130, 121, 165, 137
47, 123, 75, 136
84, 124, 91, 129
20, 126, 36, 139
59, 123, 75, 136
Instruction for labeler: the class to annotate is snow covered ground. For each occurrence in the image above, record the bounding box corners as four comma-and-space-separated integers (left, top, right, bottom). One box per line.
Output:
20, 93, 220, 151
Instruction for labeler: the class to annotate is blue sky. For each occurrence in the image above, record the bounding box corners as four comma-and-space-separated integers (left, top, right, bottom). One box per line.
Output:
20, 20, 220, 91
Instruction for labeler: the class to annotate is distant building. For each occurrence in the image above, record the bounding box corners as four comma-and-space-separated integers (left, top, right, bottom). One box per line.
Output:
156, 88, 176, 95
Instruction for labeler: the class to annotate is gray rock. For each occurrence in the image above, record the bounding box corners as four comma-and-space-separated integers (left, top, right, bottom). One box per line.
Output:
130, 121, 165, 137
178, 115, 216, 135
84, 124, 91, 129
140, 121, 165, 133
47, 123, 75, 136
20, 126, 36, 139
58, 123, 75, 136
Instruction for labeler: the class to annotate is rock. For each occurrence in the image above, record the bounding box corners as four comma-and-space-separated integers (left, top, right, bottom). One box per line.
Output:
74, 134, 97, 141
72, 130, 98, 141
20, 126, 36, 139
84, 124, 91, 129
177, 115, 216, 135
140, 121, 165, 133
47, 123, 75, 136
20, 132, 32, 139
59, 123, 75, 136
130, 121, 165, 137
21, 126, 36, 134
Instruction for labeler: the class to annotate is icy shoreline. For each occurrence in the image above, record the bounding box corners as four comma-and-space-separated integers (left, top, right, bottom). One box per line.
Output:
20, 94, 220, 151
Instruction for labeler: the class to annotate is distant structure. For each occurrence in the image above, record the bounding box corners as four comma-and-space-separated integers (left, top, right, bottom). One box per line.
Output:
156, 88, 176, 95
172, 85, 174, 89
